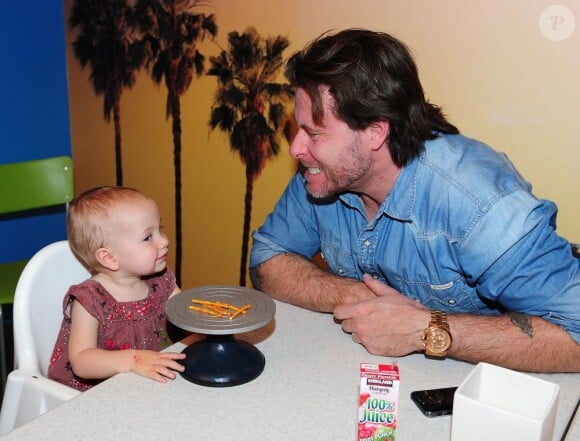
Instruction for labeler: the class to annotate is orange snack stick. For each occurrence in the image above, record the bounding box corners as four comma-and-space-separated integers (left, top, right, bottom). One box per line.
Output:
189, 299, 252, 320
229, 304, 251, 320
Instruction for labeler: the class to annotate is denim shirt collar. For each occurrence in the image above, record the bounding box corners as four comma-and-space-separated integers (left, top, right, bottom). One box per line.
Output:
383, 155, 418, 222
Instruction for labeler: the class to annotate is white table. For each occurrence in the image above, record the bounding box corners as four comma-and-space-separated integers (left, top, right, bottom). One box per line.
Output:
2, 301, 578, 440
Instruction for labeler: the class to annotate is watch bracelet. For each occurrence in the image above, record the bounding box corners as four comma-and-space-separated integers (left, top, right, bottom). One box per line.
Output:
431, 310, 449, 330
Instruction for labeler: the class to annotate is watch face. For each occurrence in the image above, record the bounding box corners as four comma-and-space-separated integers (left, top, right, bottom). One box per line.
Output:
426, 327, 451, 353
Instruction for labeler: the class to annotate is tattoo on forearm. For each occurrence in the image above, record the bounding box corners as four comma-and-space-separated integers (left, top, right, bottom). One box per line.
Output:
509, 312, 533, 337
249, 266, 262, 290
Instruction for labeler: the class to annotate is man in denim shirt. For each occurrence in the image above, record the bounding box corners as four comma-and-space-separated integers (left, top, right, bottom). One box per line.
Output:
249, 29, 579, 372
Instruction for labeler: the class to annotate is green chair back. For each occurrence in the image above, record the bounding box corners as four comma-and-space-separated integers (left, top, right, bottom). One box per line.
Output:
0, 262, 29, 306
0, 156, 74, 304
0, 156, 74, 214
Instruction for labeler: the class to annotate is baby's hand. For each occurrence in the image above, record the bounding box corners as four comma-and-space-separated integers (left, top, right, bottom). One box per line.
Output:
129, 350, 186, 383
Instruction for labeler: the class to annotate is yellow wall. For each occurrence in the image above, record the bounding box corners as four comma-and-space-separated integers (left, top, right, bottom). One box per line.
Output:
65, 0, 579, 289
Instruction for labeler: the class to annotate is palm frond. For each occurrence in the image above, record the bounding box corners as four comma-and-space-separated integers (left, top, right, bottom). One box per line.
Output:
209, 105, 235, 132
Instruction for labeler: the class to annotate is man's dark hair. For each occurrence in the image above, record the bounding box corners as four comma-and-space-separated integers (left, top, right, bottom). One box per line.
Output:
285, 28, 459, 167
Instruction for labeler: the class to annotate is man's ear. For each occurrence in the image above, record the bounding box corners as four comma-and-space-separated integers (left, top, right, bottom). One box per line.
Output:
95, 247, 119, 271
368, 120, 390, 151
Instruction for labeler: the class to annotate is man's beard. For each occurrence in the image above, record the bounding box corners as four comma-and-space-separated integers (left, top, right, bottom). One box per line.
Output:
302, 145, 370, 199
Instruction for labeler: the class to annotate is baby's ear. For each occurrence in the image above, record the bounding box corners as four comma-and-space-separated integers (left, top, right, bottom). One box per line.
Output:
95, 247, 119, 271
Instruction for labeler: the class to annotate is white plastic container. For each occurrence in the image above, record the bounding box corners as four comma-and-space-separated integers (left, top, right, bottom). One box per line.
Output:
451, 362, 560, 441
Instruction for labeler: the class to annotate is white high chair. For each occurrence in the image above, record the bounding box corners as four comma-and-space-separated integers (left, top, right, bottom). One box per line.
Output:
0, 240, 88, 435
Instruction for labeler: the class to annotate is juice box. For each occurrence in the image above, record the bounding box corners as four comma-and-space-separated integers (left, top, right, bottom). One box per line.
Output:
358, 363, 399, 441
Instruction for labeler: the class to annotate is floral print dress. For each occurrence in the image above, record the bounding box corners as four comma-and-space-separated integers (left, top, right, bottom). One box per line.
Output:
48, 268, 177, 391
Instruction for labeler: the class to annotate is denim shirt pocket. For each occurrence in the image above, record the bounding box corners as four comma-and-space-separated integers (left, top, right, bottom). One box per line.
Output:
393, 275, 489, 313
320, 240, 360, 279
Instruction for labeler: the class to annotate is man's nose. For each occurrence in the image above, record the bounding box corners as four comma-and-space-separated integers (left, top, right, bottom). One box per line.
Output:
289, 130, 307, 159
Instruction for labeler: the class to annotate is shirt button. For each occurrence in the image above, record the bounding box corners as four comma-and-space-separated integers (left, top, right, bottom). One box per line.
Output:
337, 268, 344, 275
364, 240, 372, 247
448, 299, 456, 305
372, 274, 379, 279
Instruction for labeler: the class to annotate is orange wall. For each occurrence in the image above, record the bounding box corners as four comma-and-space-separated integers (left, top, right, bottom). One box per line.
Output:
65, 0, 580, 289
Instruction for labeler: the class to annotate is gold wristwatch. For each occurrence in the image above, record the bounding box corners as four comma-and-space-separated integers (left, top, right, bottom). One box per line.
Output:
421, 310, 452, 358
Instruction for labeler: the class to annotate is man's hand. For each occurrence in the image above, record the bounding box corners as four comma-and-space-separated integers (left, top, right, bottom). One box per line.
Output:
334, 274, 428, 356
334, 275, 580, 372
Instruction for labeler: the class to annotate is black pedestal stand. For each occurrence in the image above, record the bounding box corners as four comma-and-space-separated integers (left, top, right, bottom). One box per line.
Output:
180, 334, 265, 387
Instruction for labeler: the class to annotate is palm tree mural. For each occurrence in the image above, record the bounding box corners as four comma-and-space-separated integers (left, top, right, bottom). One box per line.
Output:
134, 0, 217, 285
69, 0, 144, 186
207, 28, 294, 286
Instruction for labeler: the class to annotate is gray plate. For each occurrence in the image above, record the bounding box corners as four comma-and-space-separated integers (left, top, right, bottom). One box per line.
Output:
165, 285, 276, 335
